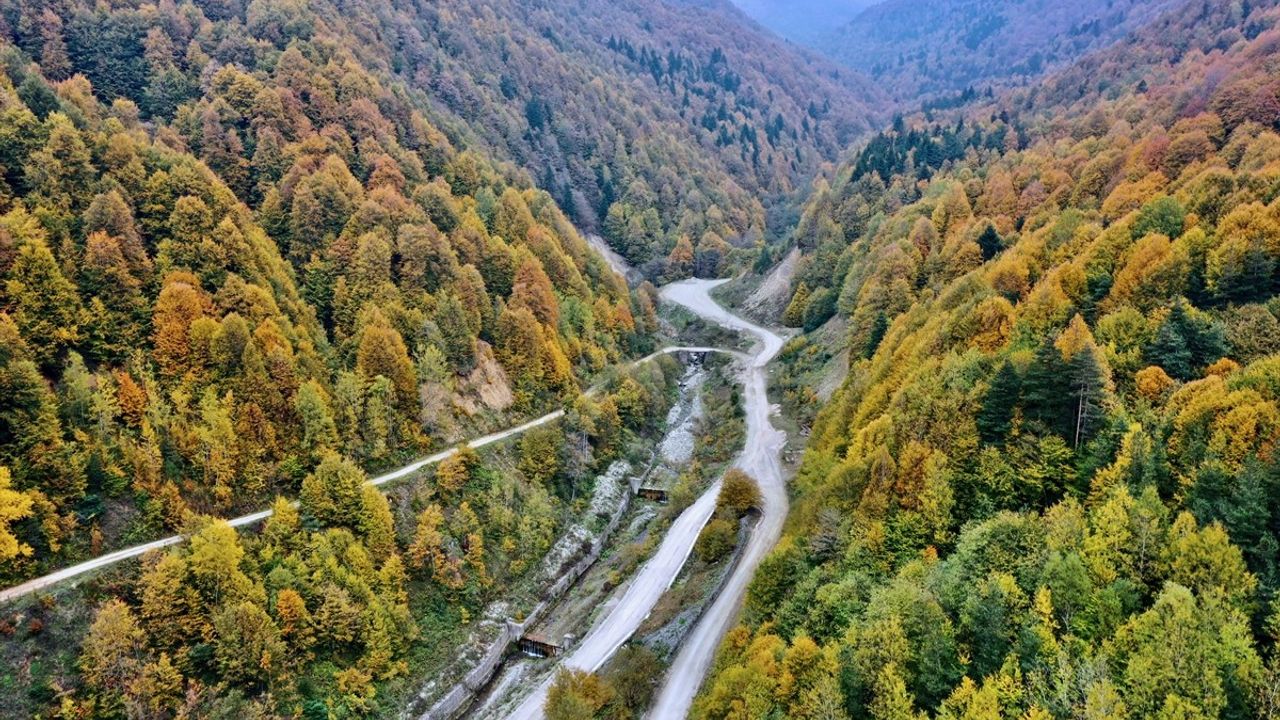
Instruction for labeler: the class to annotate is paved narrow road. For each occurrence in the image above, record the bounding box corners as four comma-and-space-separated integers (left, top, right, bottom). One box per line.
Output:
0, 346, 723, 606
502, 279, 787, 720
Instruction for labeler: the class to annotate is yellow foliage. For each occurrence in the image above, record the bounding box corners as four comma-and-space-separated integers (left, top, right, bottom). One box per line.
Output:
1108, 233, 1189, 311
1205, 357, 1240, 377
1135, 365, 1175, 400
1055, 314, 1097, 360
0, 467, 34, 562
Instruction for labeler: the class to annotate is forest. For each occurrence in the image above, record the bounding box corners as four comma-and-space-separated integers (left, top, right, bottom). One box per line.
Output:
0, 0, 717, 713
3, 0, 1280, 718
694, 0, 1280, 718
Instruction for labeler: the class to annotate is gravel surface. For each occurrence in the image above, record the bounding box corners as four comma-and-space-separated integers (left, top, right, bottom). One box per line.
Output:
501, 279, 787, 720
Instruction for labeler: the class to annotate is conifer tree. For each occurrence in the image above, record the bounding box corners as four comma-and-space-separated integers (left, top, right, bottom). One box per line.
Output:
977, 224, 1002, 261
977, 360, 1021, 443
1022, 338, 1073, 439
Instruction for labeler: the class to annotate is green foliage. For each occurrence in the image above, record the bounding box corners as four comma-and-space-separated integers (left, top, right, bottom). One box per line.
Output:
1133, 195, 1187, 240
695, 517, 737, 563
802, 287, 837, 332
976, 360, 1020, 444
1145, 301, 1227, 381
700, 3, 1280, 717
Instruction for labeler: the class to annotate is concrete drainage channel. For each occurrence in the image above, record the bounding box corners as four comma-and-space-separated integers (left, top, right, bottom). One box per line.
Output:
412, 462, 638, 720
407, 361, 708, 720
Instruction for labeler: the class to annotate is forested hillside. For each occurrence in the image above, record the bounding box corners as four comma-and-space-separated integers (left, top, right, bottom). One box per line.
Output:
727, 0, 876, 45
0, 0, 702, 710
393, 0, 883, 273
819, 0, 1179, 101
697, 0, 1280, 717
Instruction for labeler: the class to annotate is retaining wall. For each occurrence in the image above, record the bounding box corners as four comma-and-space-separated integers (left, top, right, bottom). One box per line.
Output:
413, 462, 642, 720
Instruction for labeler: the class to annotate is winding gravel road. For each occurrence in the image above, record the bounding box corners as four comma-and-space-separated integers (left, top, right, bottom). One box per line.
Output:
648, 279, 788, 719
502, 278, 787, 720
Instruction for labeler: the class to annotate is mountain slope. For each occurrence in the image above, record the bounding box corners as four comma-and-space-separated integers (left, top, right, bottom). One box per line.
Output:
727, 0, 878, 45
820, 0, 1181, 101
0, 0, 710, 713
388, 0, 884, 270
696, 0, 1280, 717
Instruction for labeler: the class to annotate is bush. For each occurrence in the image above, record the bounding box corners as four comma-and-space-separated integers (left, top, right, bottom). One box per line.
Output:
718, 469, 762, 517
603, 645, 663, 714
695, 517, 736, 562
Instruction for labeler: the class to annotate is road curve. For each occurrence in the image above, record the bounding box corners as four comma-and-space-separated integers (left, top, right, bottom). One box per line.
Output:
501, 279, 787, 720
0, 348, 723, 605
647, 278, 788, 719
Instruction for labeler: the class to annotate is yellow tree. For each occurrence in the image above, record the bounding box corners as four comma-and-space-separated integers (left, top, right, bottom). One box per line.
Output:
511, 251, 560, 327
355, 309, 417, 410
0, 467, 34, 563
81, 599, 147, 699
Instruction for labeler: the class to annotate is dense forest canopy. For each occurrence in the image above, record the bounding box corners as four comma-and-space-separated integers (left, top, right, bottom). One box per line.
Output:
4, 0, 1280, 718
744, 0, 1183, 103
391, 0, 883, 274
696, 0, 1280, 718
0, 0, 706, 712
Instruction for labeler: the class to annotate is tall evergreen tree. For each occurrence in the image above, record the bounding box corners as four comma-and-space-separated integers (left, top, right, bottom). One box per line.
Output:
977, 360, 1021, 443
977, 224, 1002, 261
1145, 300, 1226, 380
1021, 338, 1073, 439
1068, 344, 1107, 448
865, 311, 890, 359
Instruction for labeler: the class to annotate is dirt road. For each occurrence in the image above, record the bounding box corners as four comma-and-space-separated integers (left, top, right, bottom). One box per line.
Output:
647, 279, 787, 719
502, 279, 787, 720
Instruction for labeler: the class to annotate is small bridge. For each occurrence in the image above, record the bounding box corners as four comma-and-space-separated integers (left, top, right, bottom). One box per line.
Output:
517, 635, 563, 658
636, 487, 669, 503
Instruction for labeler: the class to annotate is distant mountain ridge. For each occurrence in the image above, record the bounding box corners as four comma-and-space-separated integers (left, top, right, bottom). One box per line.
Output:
399, 0, 885, 269
727, 0, 879, 45
817, 0, 1182, 100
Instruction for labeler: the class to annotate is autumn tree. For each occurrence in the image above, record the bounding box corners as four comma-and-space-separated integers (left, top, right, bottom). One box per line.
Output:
783, 281, 811, 327
519, 424, 562, 487
0, 466, 34, 564
511, 252, 560, 327
546, 668, 614, 720
436, 445, 478, 494
719, 468, 763, 516
81, 599, 147, 703
5, 236, 82, 368
299, 453, 367, 528
355, 309, 417, 408
213, 600, 286, 688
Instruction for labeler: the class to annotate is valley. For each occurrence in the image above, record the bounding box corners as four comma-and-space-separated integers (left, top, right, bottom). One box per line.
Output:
3, 0, 1280, 718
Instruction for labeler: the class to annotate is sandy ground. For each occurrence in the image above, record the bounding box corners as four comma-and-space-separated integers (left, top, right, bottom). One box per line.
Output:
586, 233, 643, 285
741, 246, 800, 321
